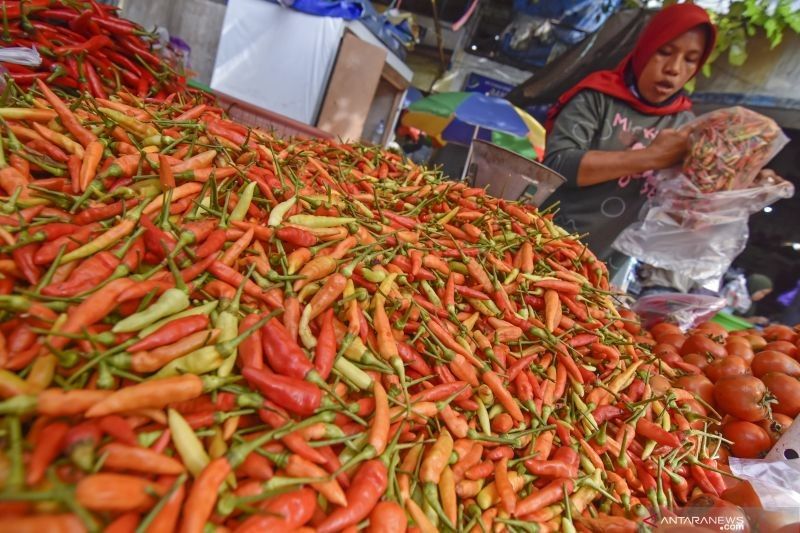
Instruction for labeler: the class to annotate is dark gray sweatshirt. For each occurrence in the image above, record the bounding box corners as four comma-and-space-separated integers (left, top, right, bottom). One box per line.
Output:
543, 89, 693, 261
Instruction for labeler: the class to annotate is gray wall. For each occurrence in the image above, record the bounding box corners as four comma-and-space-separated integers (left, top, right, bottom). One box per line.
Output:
119, 0, 227, 85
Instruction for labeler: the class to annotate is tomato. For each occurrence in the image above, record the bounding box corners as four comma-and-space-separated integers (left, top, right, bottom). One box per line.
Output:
705, 355, 750, 383
674, 374, 714, 405
723, 479, 760, 507
680, 333, 727, 359
683, 495, 751, 533
648, 374, 672, 396
713, 376, 768, 422
683, 352, 711, 371
746, 334, 767, 351
679, 398, 708, 419
653, 343, 682, 366
725, 339, 754, 365
659, 333, 686, 349
634, 335, 656, 347
694, 321, 729, 340
761, 372, 800, 417
722, 420, 772, 458
763, 341, 798, 359
650, 322, 683, 340
619, 308, 641, 335
751, 351, 800, 378
759, 413, 793, 444
763, 325, 797, 343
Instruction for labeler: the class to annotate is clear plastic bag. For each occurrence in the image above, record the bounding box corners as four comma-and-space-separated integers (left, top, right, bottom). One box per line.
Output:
632, 293, 726, 331
614, 155, 795, 287
682, 107, 788, 192
0, 46, 41, 67
719, 271, 752, 314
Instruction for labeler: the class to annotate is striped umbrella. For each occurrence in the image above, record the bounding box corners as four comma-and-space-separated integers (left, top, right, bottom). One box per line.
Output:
401, 91, 546, 160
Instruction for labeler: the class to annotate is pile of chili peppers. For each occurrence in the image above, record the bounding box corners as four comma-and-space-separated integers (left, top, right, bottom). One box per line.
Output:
0, 78, 736, 532
0, 0, 186, 98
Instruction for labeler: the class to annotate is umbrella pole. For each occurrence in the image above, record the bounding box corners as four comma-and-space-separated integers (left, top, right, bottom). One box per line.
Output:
461, 125, 479, 183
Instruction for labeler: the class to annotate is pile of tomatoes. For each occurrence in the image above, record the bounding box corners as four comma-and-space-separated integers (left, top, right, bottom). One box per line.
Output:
646, 321, 800, 460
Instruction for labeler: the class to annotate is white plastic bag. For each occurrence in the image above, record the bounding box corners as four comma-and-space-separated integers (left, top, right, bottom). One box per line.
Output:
0, 46, 41, 67
682, 107, 788, 192
614, 165, 794, 287
632, 293, 726, 331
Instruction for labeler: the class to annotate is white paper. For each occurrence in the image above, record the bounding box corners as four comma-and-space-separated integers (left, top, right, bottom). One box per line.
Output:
211, 0, 343, 124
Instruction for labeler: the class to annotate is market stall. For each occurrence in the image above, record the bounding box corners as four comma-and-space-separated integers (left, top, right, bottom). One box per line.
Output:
0, 2, 799, 532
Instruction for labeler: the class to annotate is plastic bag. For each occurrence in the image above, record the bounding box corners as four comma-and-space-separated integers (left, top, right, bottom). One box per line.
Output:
614, 157, 794, 287
682, 107, 788, 192
0, 46, 41, 67
719, 271, 752, 314
728, 458, 800, 526
632, 293, 726, 331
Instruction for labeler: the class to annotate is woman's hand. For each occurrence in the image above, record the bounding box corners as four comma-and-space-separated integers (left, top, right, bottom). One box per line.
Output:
646, 128, 690, 169
755, 168, 785, 185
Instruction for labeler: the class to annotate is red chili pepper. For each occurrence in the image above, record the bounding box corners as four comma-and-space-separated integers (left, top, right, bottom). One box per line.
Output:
275, 226, 317, 247
314, 309, 336, 380
316, 460, 387, 533
26, 421, 70, 486
243, 366, 321, 417
98, 415, 138, 446
73, 199, 139, 225
171, 392, 236, 415
41, 251, 119, 297
257, 405, 327, 464
127, 315, 209, 353
261, 318, 314, 380
592, 404, 627, 424
235, 488, 317, 532
64, 420, 103, 472
140, 216, 177, 261
12, 244, 42, 285
84, 60, 108, 99
636, 419, 680, 448
195, 228, 226, 258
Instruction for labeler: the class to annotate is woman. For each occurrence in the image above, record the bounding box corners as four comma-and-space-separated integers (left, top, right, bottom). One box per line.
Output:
543, 4, 716, 285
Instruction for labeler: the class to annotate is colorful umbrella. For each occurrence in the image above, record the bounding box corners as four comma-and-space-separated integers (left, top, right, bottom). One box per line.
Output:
400, 91, 546, 161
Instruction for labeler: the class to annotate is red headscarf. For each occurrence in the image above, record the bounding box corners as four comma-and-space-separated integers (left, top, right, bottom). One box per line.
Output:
545, 4, 716, 131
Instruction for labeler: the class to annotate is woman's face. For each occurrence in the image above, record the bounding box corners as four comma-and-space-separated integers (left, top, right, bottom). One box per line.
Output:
637, 28, 707, 104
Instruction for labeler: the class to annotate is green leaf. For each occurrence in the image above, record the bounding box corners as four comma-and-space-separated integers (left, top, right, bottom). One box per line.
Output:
769, 31, 783, 49
728, 41, 748, 66
764, 18, 778, 39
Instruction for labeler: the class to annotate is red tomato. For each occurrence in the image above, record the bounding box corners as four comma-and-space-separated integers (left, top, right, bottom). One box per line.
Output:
713, 376, 769, 422
751, 351, 800, 378
659, 333, 686, 349
763, 341, 798, 359
722, 420, 772, 458
759, 413, 793, 444
706, 355, 750, 383
674, 374, 714, 405
681, 333, 727, 359
763, 325, 797, 343
683, 494, 751, 533
761, 372, 800, 418
694, 321, 729, 340
726, 338, 755, 365
650, 322, 683, 340
683, 352, 711, 371
746, 334, 767, 351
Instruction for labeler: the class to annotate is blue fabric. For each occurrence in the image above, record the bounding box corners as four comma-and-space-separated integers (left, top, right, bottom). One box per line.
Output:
282, 0, 364, 20
455, 93, 528, 137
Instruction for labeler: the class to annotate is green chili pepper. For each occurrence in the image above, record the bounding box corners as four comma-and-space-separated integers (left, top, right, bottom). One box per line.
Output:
268, 195, 296, 226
